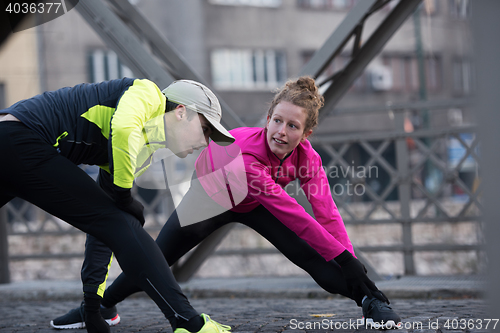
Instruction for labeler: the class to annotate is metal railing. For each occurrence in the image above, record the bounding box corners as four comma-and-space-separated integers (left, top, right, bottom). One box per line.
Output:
192, 108, 482, 277
311, 109, 481, 275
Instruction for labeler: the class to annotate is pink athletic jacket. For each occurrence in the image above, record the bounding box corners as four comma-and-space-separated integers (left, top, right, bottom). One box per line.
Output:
195, 127, 354, 261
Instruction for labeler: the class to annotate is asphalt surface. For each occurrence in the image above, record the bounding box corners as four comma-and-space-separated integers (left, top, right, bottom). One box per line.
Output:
0, 276, 493, 333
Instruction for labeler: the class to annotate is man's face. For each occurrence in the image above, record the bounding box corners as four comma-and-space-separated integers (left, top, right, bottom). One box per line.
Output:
168, 108, 213, 158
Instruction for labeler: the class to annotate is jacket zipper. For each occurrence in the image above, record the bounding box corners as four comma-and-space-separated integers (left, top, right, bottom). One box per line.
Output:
274, 151, 292, 183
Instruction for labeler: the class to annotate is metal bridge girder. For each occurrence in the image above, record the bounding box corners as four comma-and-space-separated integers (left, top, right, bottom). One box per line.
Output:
299, 0, 379, 78
70, 0, 244, 129
297, 0, 423, 122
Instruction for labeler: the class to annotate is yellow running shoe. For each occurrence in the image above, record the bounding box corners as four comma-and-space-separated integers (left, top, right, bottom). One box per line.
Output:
174, 314, 231, 333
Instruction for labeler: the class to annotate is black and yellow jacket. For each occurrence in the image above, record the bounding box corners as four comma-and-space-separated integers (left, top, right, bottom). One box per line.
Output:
4, 78, 166, 189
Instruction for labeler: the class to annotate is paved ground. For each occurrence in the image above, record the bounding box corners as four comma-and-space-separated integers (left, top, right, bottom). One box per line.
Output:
0, 276, 493, 333
0, 298, 490, 333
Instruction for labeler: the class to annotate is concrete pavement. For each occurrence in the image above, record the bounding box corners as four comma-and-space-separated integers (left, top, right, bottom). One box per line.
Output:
0, 275, 491, 333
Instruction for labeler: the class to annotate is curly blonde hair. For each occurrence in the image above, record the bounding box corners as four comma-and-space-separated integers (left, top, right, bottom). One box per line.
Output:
267, 76, 324, 133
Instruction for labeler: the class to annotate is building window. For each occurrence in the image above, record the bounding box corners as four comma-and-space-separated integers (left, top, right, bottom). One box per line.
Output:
209, 0, 281, 7
0, 83, 5, 109
423, 0, 438, 15
297, 0, 354, 10
211, 48, 286, 90
453, 58, 473, 95
88, 49, 134, 83
426, 55, 442, 91
383, 54, 442, 93
449, 0, 469, 18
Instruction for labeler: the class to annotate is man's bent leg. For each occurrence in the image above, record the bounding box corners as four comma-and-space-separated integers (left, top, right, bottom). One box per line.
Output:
0, 127, 200, 328
81, 169, 116, 320
82, 235, 114, 298
52, 167, 120, 330
103, 181, 233, 328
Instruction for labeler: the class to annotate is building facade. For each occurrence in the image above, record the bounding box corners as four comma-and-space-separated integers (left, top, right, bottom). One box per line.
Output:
4, 0, 471, 132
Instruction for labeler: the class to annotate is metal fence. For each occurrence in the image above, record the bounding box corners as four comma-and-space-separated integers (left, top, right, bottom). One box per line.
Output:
202, 107, 483, 277
311, 110, 482, 275
0, 106, 483, 281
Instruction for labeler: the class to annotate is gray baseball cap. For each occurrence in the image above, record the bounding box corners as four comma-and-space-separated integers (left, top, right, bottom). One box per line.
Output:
162, 80, 235, 145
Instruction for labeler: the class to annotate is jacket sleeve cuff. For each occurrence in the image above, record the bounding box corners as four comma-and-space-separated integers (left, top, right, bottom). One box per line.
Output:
334, 249, 354, 265
112, 184, 133, 206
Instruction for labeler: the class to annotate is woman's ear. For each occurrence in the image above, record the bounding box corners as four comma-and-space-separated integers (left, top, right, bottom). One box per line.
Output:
301, 129, 313, 142
266, 115, 271, 129
174, 105, 186, 121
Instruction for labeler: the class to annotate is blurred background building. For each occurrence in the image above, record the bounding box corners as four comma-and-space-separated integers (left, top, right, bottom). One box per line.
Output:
2, 0, 476, 195
2, 0, 474, 129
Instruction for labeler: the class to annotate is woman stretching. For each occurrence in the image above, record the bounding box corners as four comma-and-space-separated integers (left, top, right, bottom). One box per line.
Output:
53, 77, 401, 330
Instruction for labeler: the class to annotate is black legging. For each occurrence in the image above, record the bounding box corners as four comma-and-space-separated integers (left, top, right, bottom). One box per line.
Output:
81, 169, 120, 297
102, 170, 359, 308
0, 122, 199, 325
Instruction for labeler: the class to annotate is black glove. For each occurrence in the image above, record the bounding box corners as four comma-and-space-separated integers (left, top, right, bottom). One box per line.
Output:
84, 294, 109, 333
358, 264, 390, 305
113, 185, 145, 226
334, 250, 388, 305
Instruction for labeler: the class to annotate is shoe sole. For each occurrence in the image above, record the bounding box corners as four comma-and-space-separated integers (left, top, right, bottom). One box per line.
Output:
364, 318, 402, 330
50, 314, 120, 330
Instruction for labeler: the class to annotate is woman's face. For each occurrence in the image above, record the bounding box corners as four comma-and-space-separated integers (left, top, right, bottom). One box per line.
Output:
266, 101, 312, 160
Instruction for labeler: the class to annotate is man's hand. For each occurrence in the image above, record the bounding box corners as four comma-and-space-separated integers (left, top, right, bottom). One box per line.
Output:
334, 250, 388, 305
113, 185, 145, 226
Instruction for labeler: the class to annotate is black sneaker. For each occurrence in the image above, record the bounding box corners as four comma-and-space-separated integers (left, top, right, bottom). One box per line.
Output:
362, 298, 402, 329
50, 301, 120, 329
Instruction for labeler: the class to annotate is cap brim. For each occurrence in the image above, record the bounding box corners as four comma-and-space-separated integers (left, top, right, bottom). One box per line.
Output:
204, 115, 235, 146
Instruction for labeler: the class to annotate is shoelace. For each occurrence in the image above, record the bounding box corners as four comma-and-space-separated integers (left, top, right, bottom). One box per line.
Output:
372, 299, 393, 311
205, 315, 231, 332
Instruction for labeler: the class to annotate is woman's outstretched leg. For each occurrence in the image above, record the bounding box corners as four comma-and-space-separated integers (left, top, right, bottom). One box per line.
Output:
240, 206, 356, 302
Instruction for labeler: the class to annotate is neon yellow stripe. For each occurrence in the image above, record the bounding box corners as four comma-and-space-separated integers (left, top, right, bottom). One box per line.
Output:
53, 131, 68, 147
81, 105, 116, 139
110, 79, 166, 188
98, 164, 110, 174
97, 254, 113, 298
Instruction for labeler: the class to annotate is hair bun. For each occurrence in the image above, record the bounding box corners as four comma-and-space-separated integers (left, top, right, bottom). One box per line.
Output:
296, 76, 318, 94
267, 76, 324, 133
